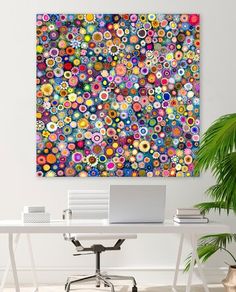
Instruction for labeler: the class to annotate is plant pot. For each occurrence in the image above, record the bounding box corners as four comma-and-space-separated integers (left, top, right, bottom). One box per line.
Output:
222, 265, 236, 292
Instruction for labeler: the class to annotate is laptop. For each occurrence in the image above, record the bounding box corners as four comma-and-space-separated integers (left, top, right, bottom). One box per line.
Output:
109, 185, 166, 223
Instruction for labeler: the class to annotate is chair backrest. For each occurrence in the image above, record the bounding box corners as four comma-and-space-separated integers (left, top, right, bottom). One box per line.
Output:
68, 189, 109, 220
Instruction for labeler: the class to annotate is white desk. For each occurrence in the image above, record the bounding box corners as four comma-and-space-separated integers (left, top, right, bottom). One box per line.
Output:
0, 220, 230, 292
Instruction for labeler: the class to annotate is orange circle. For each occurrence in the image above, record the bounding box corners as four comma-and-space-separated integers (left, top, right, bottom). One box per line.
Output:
46, 154, 57, 164
66, 47, 75, 55
108, 110, 117, 118
172, 127, 181, 137
132, 102, 142, 112
148, 73, 156, 84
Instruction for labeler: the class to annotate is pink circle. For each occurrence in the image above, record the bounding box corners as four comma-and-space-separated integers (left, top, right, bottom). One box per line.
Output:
79, 105, 87, 113
43, 14, 50, 21
107, 162, 115, 170
69, 76, 78, 87
184, 149, 192, 155
116, 95, 124, 102
92, 133, 103, 144
163, 170, 169, 177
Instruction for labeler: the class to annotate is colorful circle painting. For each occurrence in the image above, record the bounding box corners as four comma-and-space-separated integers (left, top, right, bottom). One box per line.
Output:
36, 14, 200, 177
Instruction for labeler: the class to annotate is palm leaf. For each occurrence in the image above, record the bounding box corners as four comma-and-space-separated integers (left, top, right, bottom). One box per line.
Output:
195, 201, 233, 214
184, 244, 219, 272
194, 113, 236, 175
184, 234, 236, 271
210, 152, 236, 212
194, 113, 236, 213
185, 113, 236, 269
199, 233, 236, 248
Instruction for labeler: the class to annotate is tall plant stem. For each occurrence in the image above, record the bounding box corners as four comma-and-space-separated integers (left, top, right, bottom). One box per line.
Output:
220, 247, 236, 264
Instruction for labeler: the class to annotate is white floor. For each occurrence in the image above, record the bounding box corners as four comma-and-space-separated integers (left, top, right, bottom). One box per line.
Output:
3, 285, 224, 292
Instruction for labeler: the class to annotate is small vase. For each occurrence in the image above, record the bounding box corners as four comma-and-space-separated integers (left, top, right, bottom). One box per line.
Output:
222, 265, 236, 292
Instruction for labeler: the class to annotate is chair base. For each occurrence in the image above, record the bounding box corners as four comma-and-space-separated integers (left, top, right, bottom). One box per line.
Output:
65, 273, 137, 292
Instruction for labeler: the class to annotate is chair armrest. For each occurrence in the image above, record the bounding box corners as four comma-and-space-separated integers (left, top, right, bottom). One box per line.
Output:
62, 209, 72, 241
62, 209, 72, 220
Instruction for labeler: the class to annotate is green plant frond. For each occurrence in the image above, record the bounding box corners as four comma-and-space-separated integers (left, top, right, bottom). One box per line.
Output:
184, 244, 219, 272
194, 113, 236, 175
195, 201, 232, 214
184, 233, 236, 271
187, 113, 236, 269
199, 233, 236, 248
199, 234, 236, 263
212, 152, 236, 177
206, 181, 236, 214
210, 152, 236, 212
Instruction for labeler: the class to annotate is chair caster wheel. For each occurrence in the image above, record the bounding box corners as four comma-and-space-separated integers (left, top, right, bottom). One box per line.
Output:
65, 282, 70, 291
132, 286, 138, 292
96, 284, 100, 288
104, 283, 109, 287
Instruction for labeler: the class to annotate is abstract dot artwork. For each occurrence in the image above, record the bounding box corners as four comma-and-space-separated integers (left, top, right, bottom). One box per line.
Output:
36, 14, 200, 177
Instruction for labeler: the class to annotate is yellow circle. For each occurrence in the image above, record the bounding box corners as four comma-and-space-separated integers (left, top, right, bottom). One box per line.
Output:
36, 112, 42, 119
73, 59, 80, 66
36, 45, 43, 53
68, 93, 77, 102
112, 142, 119, 149
78, 118, 89, 129
85, 14, 94, 22
43, 164, 50, 171
86, 99, 93, 106
148, 14, 156, 21
84, 34, 91, 42
106, 148, 113, 156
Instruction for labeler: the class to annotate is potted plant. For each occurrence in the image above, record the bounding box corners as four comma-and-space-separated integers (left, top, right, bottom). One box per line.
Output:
184, 113, 236, 291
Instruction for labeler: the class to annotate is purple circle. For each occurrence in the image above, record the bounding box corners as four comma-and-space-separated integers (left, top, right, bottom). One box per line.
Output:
160, 154, 168, 163
73, 152, 82, 163
126, 81, 133, 88
141, 67, 148, 75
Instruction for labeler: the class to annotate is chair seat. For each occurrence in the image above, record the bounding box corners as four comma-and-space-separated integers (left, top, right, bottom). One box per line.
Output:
71, 233, 137, 240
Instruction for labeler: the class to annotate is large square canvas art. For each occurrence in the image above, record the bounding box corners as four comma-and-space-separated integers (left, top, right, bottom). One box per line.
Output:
36, 14, 200, 177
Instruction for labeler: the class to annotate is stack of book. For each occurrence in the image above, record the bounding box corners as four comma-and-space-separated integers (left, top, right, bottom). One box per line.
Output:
173, 208, 209, 224
22, 206, 50, 223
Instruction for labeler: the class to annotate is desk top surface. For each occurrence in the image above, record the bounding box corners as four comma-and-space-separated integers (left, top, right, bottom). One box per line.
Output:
0, 219, 230, 234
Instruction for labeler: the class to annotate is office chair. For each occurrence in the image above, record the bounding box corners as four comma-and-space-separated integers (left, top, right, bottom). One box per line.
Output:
63, 189, 138, 292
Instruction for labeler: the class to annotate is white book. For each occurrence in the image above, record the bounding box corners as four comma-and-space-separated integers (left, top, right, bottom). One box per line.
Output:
173, 216, 209, 224
24, 206, 45, 213
176, 208, 201, 216
22, 212, 50, 223
175, 215, 204, 219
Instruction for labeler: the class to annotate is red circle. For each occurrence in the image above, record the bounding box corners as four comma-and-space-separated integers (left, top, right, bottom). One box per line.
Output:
79, 65, 86, 72
59, 135, 65, 141
64, 62, 73, 70
161, 78, 168, 85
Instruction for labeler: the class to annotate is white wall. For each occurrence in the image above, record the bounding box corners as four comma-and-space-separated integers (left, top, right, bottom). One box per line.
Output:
0, 0, 236, 286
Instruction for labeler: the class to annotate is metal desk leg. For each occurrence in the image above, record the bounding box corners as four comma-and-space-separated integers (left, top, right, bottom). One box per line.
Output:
9, 234, 20, 292
0, 234, 21, 292
186, 234, 197, 292
26, 235, 38, 291
194, 236, 210, 292
172, 233, 184, 292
